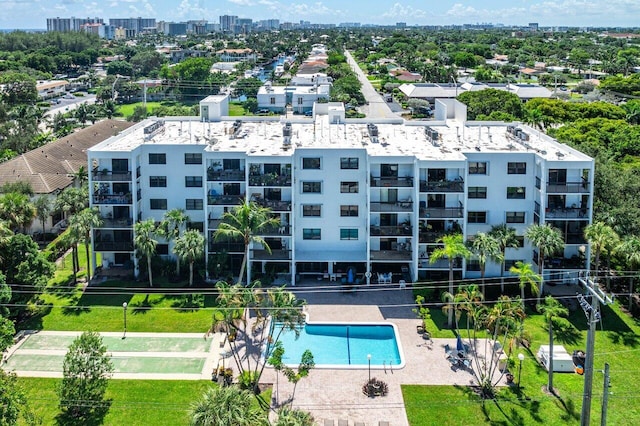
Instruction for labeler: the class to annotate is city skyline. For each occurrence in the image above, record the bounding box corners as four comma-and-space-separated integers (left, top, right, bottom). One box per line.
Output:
2, 0, 640, 29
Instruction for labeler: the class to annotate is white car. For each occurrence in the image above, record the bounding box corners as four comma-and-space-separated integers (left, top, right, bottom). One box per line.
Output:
63, 94, 75, 99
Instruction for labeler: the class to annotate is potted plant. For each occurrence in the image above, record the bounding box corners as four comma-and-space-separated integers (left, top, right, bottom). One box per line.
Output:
505, 372, 515, 384
223, 368, 234, 386
412, 295, 431, 336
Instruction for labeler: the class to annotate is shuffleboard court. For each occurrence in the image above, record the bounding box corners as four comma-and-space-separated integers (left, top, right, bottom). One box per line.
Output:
20, 334, 210, 353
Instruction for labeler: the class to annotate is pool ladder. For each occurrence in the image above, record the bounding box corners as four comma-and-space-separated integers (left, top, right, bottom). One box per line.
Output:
382, 360, 393, 374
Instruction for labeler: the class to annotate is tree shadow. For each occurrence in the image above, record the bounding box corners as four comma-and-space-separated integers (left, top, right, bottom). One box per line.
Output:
552, 318, 583, 346
16, 304, 51, 331
55, 399, 112, 426
169, 294, 205, 312
607, 330, 640, 347
553, 393, 580, 422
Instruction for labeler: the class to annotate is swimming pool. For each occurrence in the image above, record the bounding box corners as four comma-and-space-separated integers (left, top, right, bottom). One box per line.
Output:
274, 322, 404, 369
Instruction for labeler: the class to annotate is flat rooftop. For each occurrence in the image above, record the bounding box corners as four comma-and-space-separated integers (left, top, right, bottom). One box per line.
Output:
91, 116, 591, 163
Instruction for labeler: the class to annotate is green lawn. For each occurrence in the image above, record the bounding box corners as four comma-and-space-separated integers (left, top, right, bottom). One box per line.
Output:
116, 102, 163, 118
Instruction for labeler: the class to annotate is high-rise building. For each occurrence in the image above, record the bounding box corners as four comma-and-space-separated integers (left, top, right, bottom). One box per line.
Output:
47, 17, 103, 32
219, 15, 237, 32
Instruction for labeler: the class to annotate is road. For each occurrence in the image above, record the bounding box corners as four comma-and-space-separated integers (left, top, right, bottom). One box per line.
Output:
41, 93, 97, 132
344, 50, 399, 120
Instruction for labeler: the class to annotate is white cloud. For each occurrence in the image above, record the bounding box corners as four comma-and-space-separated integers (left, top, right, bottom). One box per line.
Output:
227, 0, 254, 5
381, 3, 428, 20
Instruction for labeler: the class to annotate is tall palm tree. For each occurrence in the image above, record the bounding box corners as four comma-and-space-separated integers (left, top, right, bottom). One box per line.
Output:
55, 187, 89, 219
620, 236, 640, 311
134, 219, 158, 288
159, 208, 190, 277
68, 208, 102, 280
34, 195, 52, 240
509, 261, 541, 301
430, 233, 470, 328
469, 232, 502, 295
525, 224, 564, 301
441, 284, 484, 333
173, 229, 205, 287
489, 224, 520, 292
189, 386, 268, 426
0, 192, 36, 233
536, 296, 568, 394
214, 202, 279, 285
584, 221, 619, 288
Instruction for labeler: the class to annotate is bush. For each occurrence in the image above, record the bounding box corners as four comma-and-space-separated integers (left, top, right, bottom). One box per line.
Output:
362, 378, 389, 397
44, 230, 70, 262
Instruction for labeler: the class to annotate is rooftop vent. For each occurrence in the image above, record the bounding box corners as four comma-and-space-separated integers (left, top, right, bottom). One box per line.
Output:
425, 126, 439, 145
231, 120, 242, 138
283, 122, 292, 146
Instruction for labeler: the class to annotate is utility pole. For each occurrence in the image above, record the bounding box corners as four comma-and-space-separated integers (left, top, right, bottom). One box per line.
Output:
601, 363, 610, 426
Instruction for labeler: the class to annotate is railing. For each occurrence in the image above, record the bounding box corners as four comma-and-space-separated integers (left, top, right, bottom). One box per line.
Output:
94, 241, 134, 251
92, 193, 132, 204
419, 231, 445, 243
420, 207, 464, 219
419, 180, 464, 192
255, 199, 292, 211
545, 207, 588, 219
565, 232, 587, 244
99, 218, 133, 228
208, 242, 245, 252
546, 181, 590, 193
92, 171, 132, 181
249, 174, 292, 186
207, 169, 245, 181
419, 258, 462, 269
370, 250, 412, 261
251, 249, 291, 260
260, 225, 291, 236
370, 225, 413, 236
544, 257, 586, 270
207, 194, 245, 205
370, 201, 413, 212
370, 176, 413, 188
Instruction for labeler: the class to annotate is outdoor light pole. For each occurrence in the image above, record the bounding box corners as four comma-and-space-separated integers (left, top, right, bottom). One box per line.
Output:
122, 302, 128, 339
517, 353, 525, 391
367, 354, 372, 382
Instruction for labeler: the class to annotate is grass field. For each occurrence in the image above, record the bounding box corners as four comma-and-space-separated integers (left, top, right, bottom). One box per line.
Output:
116, 102, 163, 118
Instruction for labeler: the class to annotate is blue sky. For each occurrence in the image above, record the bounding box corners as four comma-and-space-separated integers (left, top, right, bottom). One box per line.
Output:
2, 0, 639, 29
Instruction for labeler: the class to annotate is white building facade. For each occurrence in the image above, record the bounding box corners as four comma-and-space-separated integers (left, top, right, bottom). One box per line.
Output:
87, 100, 593, 286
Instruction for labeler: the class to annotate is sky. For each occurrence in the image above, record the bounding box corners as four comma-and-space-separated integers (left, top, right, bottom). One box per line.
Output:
1, 0, 639, 29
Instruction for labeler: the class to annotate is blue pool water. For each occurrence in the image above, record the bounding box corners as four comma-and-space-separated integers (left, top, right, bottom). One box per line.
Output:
274, 323, 403, 368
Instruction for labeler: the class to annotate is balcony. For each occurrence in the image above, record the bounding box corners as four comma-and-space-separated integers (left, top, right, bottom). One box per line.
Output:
544, 256, 585, 270
249, 174, 291, 186
207, 169, 245, 182
420, 180, 464, 193
420, 207, 464, 219
370, 225, 412, 236
370, 176, 413, 188
251, 249, 291, 260
94, 241, 134, 251
370, 250, 412, 261
92, 171, 132, 182
207, 194, 245, 205
260, 225, 291, 236
565, 232, 587, 244
370, 201, 413, 213
209, 242, 245, 253
93, 193, 132, 205
99, 217, 133, 228
419, 258, 462, 269
255, 199, 292, 211
419, 231, 445, 243
545, 207, 588, 219
546, 182, 590, 193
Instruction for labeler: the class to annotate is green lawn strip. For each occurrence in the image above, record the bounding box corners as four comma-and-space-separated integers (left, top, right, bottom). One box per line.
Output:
18, 378, 270, 426
116, 102, 163, 117
20, 334, 210, 352
229, 102, 246, 116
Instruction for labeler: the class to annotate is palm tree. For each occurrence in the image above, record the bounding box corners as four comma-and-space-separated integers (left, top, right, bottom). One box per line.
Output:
469, 232, 502, 295
430, 233, 471, 328
55, 187, 88, 219
509, 261, 541, 301
489, 224, 520, 292
525, 224, 564, 301
620, 236, 640, 311
441, 284, 484, 333
189, 386, 268, 426
173, 229, 205, 287
0, 192, 36, 233
68, 208, 102, 280
584, 222, 620, 288
214, 202, 279, 285
159, 209, 190, 277
134, 219, 158, 288
536, 296, 568, 394
34, 195, 52, 240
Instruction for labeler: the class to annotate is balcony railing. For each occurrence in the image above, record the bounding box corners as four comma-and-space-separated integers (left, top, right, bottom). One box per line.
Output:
251, 249, 291, 260
419, 231, 445, 243
207, 194, 245, 205
94, 241, 134, 251
92, 193, 132, 204
565, 232, 587, 244
419, 258, 462, 269
370, 250, 412, 261
92, 171, 132, 181
207, 169, 245, 181
370, 176, 413, 188
260, 225, 291, 236
370, 201, 413, 212
545, 207, 588, 219
99, 217, 133, 228
370, 225, 413, 236
209, 242, 245, 252
420, 207, 464, 219
544, 257, 586, 270
249, 174, 292, 186
419, 180, 464, 192
255, 199, 292, 211
546, 182, 590, 193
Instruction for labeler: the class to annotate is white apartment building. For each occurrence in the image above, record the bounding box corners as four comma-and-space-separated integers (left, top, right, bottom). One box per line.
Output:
87, 97, 593, 286
257, 82, 331, 114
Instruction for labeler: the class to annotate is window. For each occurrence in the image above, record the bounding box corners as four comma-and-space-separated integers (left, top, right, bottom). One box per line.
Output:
340, 229, 358, 240
149, 176, 166, 187
468, 162, 487, 175
302, 157, 321, 169
468, 211, 487, 223
185, 153, 202, 164
223, 159, 240, 170
340, 181, 359, 193
340, 157, 359, 169
302, 204, 321, 217
270, 97, 275, 105
515, 236, 525, 248
340, 205, 359, 217
112, 159, 128, 172
156, 244, 169, 255
297, 97, 303, 105
187, 221, 204, 232
185, 176, 203, 187
506, 211, 525, 223
507, 187, 526, 199
504, 259, 524, 272
149, 153, 166, 164
468, 186, 487, 199
303, 228, 321, 240
466, 259, 481, 272
508, 162, 526, 174
302, 181, 322, 193
150, 199, 167, 210
186, 199, 203, 210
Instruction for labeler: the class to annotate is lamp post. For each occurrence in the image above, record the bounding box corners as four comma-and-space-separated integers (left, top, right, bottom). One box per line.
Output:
122, 302, 128, 339
517, 353, 525, 391
367, 354, 372, 382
